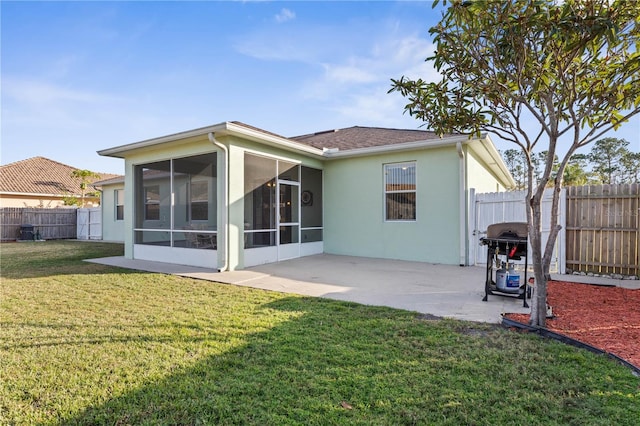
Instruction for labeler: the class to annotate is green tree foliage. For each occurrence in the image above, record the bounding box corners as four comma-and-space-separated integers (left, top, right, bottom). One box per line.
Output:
502, 149, 528, 189
562, 154, 593, 186
501, 144, 640, 188
63, 196, 80, 206
70, 169, 101, 208
588, 137, 638, 184
502, 149, 567, 189
620, 151, 640, 183
390, 0, 640, 326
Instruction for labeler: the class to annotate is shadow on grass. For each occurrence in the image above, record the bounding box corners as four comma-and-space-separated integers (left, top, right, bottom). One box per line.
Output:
0, 322, 232, 350
61, 296, 637, 425
0, 241, 136, 279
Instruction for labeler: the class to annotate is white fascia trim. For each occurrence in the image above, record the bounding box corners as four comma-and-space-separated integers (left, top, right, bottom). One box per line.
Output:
97, 121, 326, 160
473, 134, 516, 189
323, 134, 475, 159
218, 122, 325, 159
94, 177, 125, 186
97, 123, 228, 158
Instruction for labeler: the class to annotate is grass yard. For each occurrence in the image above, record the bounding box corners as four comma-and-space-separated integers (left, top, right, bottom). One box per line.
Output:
1, 241, 639, 425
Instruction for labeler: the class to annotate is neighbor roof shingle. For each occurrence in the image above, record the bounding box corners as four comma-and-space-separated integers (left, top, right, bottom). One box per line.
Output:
290, 126, 455, 151
0, 157, 121, 196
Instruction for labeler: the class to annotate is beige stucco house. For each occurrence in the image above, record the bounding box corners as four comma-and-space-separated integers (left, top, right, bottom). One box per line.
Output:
0, 157, 120, 208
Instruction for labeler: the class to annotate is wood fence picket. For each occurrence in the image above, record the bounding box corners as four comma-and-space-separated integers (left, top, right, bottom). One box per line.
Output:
472, 184, 638, 277
565, 184, 639, 276
0, 208, 77, 241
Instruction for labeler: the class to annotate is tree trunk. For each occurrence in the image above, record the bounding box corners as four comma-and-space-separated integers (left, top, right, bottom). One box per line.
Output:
528, 192, 548, 327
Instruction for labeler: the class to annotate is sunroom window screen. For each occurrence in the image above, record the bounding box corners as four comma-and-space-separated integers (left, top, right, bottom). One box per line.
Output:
384, 162, 416, 221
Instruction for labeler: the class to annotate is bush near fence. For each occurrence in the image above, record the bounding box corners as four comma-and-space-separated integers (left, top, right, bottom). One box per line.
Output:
0, 208, 77, 241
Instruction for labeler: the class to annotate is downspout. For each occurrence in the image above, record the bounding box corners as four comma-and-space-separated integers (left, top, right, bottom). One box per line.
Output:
208, 132, 229, 272
456, 142, 467, 266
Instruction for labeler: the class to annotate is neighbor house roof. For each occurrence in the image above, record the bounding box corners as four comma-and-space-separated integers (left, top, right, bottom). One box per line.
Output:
93, 175, 126, 186
0, 156, 121, 197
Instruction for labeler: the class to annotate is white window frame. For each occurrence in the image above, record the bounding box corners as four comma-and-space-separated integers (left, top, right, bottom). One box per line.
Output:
115, 189, 124, 221
383, 161, 417, 222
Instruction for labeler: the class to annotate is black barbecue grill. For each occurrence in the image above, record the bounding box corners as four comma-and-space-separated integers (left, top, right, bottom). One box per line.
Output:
480, 222, 530, 307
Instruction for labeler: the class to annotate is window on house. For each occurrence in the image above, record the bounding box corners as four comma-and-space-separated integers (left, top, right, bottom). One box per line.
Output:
190, 180, 209, 221
145, 185, 160, 221
384, 162, 416, 221
115, 189, 124, 221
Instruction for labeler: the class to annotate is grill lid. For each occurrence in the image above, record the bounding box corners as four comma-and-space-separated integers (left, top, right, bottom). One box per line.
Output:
486, 222, 528, 240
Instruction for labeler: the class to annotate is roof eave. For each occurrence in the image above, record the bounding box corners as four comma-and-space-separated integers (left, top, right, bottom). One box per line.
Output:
217, 122, 325, 159
97, 123, 229, 158
469, 135, 517, 189
93, 178, 125, 186
98, 121, 326, 160
322, 134, 475, 159
0, 191, 82, 198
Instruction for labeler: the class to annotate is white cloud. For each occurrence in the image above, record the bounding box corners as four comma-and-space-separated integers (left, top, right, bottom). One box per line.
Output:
329, 85, 425, 128
299, 32, 438, 106
321, 63, 378, 85
275, 8, 295, 24
289, 31, 439, 129
3, 78, 124, 107
234, 26, 336, 63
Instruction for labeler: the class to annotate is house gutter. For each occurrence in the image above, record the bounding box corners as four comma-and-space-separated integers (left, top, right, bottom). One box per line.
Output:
456, 142, 467, 267
323, 134, 474, 159
208, 132, 229, 272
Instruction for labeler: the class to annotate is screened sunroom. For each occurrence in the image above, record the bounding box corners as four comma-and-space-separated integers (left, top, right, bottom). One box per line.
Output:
132, 152, 219, 267
242, 152, 323, 268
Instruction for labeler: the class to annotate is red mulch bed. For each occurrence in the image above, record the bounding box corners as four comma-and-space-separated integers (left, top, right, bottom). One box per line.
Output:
504, 280, 640, 368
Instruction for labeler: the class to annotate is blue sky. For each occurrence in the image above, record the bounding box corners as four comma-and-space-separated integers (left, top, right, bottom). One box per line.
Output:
2, 1, 638, 175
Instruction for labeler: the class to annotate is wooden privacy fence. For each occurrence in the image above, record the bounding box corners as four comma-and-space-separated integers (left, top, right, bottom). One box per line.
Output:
0, 208, 77, 241
472, 183, 639, 277
566, 184, 639, 277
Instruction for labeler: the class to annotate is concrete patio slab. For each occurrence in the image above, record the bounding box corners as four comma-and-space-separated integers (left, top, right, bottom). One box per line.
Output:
89, 254, 534, 323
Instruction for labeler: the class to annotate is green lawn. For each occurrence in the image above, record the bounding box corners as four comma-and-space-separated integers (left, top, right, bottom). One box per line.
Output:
1, 241, 638, 425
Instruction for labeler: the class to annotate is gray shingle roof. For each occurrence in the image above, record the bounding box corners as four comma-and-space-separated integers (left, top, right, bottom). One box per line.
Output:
290, 126, 455, 151
0, 157, 121, 196
230, 121, 290, 140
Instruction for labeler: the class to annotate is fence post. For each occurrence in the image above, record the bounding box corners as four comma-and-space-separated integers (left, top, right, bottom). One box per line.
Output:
558, 188, 567, 274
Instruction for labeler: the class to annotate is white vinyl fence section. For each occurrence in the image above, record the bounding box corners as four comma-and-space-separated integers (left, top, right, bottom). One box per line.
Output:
469, 188, 566, 273
77, 208, 102, 240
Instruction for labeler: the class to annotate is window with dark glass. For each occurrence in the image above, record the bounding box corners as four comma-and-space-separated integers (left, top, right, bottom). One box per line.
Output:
145, 185, 160, 221
384, 162, 416, 221
115, 189, 124, 221
190, 180, 209, 221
